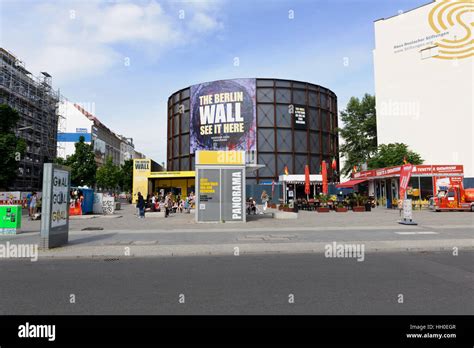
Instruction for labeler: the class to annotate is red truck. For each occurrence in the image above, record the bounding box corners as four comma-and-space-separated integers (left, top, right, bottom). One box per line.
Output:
431, 185, 474, 212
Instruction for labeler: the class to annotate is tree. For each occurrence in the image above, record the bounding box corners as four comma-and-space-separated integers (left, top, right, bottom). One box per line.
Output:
0, 104, 26, 190
96, 156, 120, 191
338, 94, 377, 176
118, 159, 133, 192
66, 135, 97, 187
368, 143, 423, 169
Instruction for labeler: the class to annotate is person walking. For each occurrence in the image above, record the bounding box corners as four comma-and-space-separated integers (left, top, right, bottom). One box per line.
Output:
29, 192, 37, 219
136, 192, 145, 218
261, 190, 269, 212
164, 192, 172, 218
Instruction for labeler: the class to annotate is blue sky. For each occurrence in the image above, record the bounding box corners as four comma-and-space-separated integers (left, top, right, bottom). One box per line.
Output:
1, 0, 429, 164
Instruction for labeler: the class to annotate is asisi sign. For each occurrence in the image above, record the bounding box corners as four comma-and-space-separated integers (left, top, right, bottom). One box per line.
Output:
428, 0, 474, 60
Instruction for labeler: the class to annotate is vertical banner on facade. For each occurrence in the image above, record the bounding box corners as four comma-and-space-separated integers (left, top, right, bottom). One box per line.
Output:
40, 163, 71, 249
399, 164, 413, 199
221, 168, 244, 222
132, 159, 151, 203
190, 79, 256, 163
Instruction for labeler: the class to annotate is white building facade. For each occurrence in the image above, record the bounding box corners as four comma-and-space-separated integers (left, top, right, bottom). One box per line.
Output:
57, 101, 144, 167
373, 0, 473, 181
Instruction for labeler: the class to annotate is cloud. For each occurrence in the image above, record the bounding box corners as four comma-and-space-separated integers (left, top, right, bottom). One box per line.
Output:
1, 0, 224, 83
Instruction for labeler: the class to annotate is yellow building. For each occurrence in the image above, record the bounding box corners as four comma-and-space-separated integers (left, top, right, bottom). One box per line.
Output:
132, 159, 195, 202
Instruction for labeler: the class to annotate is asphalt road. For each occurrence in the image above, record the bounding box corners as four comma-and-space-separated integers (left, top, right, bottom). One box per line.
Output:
1, 251, 473, 315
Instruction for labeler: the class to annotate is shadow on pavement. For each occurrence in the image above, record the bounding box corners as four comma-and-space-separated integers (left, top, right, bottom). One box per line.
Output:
68, 233, 118, 246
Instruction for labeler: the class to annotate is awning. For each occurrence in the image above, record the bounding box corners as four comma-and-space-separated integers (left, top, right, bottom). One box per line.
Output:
336, 179, 367, 188
279, 174, 322, 184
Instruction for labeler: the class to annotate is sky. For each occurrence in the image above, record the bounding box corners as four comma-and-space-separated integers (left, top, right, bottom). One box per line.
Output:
0, 0, 429, 164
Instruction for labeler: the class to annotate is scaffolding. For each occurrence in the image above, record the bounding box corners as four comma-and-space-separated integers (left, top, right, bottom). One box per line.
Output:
0, 47, 60, 191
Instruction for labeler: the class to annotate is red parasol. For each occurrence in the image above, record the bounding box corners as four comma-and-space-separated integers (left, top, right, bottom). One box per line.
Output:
322, 160, 328, 194
304, 165, 310, 196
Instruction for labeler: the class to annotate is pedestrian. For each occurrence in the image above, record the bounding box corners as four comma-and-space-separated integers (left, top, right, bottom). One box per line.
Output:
164, 192, 172, 218
29, 192, 37, 219
261, 190, 269, 212
136, 192, 145, 218
151, 194, 156, 212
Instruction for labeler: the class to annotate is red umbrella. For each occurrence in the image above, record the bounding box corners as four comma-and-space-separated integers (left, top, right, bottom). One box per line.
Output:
304, 165, 310, 198
322, 161, 328, 194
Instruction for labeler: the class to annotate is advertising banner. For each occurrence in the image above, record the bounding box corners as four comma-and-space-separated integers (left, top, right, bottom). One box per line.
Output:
190, 79, 256, 156
132, 159, 151, 203
294, 106, 307, 130
41, 164, 71, 249
399, 164, 413, 199
221, 168, 244, 222
197, 169, 220, 222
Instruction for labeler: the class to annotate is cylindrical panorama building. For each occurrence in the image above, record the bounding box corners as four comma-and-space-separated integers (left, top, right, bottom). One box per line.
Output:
167, 78, 339, 185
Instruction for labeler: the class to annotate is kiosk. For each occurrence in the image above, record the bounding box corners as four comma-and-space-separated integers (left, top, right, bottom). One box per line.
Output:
195, 150, 246, 223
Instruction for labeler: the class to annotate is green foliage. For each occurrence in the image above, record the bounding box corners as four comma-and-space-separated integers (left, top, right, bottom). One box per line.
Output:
64, 135, 97, 187
368, 143, 423, 169
0, 104, 26, 189
118, 159, 133, 192
96, 156, 120, 191
338, 94, 377, 176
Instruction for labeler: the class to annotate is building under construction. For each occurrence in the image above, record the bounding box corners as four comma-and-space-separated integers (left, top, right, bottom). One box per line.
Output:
0, 48, 60, 191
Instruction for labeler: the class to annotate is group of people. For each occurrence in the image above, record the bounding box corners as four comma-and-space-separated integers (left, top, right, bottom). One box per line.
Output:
136, 192, 195, 218
247, 190, 269, 215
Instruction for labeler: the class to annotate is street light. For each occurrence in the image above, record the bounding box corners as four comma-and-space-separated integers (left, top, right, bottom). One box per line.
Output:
17, 126, 33, 131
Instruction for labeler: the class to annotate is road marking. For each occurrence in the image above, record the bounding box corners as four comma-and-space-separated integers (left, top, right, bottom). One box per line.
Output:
395, 231, 438, 235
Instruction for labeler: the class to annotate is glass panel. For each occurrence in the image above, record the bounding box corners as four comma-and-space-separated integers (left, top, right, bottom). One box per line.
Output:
173, 92, 180, 103
257, 128, 274, 152
181, 99, 190, 111
173, 158, 179, 171
322, 133, 329, 154
275, 88, 291, 103
293, 89, 306, 105
295, 155, 307, 174
180, 157, 189, 171
277, 154, 292, 175
181, 133, 189, 155
257, 153, 275, 177
310, 132, 321, 153
257, 88, 274, 103
275, 80, 291, 87
173, 115, 180, 135
308, 91, 318, 107
321, 110, 329, 131
173, 136, 179, 157
257, 79, 274, 87
276, 128, 292, 152
309, 107, 319, 130
276, 104, 291, 128
181, 88, 190, 99
320, 93, 327, 108
257, 104, 274, 127
294, 130, 307, 153
310, 155, 320, 174
181, 111, 190, 133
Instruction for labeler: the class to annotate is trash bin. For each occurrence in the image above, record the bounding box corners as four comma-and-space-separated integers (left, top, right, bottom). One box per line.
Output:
365, 202, 372, 212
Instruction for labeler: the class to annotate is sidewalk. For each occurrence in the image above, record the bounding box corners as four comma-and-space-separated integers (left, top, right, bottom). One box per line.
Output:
0, 202, 471, 259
